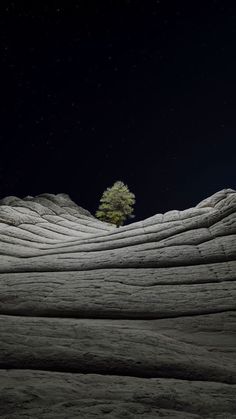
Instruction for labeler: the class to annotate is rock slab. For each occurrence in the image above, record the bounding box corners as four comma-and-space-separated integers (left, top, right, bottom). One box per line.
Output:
0, 189, 236, 418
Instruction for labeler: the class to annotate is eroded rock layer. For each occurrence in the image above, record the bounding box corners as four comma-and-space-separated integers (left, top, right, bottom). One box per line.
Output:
0, 189, 236, 418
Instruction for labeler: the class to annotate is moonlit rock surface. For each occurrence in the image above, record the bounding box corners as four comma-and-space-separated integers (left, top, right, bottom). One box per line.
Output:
0, 189, 236, 418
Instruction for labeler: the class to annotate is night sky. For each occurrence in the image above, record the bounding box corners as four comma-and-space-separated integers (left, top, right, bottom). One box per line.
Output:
0, 1, 235, 223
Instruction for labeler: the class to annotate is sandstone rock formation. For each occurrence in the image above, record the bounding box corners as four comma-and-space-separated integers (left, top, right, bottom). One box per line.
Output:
0, 189, 236, 418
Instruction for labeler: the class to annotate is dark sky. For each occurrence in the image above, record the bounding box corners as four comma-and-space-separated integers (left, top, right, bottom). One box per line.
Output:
0, 1, 235, 222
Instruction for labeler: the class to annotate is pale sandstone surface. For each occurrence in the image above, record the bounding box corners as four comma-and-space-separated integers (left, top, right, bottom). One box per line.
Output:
0, 189, 235, 418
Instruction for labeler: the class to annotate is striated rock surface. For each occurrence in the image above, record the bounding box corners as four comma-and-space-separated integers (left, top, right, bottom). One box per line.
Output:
0, 189, 236, 418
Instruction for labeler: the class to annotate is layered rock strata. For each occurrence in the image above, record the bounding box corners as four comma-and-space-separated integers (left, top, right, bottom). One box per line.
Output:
0, 189, 236, 418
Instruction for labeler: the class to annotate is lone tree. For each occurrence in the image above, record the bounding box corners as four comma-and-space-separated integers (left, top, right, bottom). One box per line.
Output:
95, 181, 136, 227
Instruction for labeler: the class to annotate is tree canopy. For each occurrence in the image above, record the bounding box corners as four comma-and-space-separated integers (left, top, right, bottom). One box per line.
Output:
95, 181, 136, 227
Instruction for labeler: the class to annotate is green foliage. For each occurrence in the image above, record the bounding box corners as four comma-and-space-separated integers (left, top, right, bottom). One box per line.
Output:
95, 180, 136, 227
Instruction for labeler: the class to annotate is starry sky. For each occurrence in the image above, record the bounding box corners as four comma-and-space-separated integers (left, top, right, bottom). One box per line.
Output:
0, 1, 235, 222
